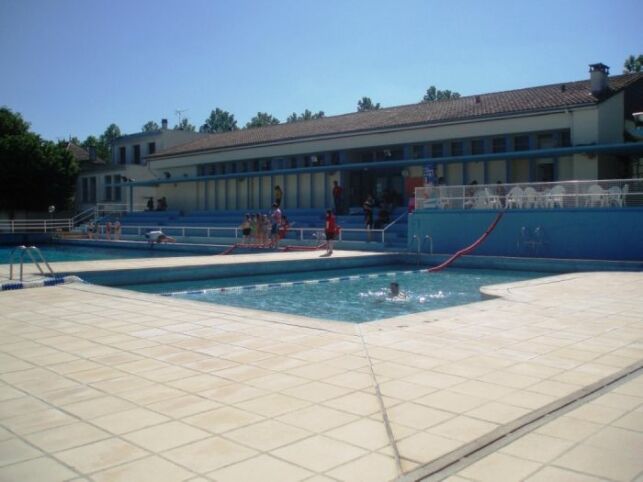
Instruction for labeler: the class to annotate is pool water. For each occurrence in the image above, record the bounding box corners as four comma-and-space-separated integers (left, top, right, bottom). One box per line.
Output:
0, 245, 207, 263
122, 266, 547, 322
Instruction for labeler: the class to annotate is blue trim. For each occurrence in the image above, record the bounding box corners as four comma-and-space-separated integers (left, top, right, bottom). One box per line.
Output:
0, 276, 81, 292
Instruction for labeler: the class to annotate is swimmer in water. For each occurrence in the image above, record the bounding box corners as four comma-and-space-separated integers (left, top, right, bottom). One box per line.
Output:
388, 282, 407, 299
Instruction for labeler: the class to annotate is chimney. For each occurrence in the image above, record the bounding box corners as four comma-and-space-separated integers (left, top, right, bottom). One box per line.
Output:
589, 63, 609, 96
161, 118, 168, 129
474, 95, 481, 104
88, 146, 96, 161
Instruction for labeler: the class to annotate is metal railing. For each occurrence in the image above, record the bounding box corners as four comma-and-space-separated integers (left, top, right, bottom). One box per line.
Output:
415, 178, 643, 210
100, 224, 390, 244
96, 203, 147, 216
0, 207, 97, 234
9, 245, 55, 281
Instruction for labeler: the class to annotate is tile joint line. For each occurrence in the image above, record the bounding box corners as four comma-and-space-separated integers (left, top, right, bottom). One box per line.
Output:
357, 323, 403, 476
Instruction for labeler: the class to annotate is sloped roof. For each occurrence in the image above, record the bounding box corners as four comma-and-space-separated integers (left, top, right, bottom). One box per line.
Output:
151, 73, 643, 159
66, 142, 105, 164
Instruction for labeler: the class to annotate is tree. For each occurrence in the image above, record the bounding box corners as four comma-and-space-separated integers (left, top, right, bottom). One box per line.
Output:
199, 108, 238, 133
0, 107, 79, 214
0, 107, 30, 137
286, 109, 325, 123
142, 121, 160, 132
173, 118, 196, 132
245, 112, 280, 129
357, 97, 381, 112
623, 54, 643, 73
421, 86, 461, 102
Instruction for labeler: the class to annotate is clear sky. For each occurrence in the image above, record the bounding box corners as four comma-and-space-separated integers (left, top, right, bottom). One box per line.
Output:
1, 0, 641, 141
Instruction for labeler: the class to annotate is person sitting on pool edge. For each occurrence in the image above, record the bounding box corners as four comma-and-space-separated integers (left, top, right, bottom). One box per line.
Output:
145, 229, 176, 244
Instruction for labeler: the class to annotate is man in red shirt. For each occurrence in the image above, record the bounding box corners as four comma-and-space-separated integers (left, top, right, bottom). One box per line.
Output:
325, 209, 338, 255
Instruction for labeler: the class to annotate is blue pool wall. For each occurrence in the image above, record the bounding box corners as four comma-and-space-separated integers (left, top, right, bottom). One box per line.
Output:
409, 208, 643, 261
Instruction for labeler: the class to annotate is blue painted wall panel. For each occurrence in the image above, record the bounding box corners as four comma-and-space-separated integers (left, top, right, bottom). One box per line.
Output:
409, 208, 643, 261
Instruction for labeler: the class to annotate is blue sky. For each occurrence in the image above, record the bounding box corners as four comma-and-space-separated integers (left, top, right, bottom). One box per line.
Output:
1, 0, 640, 141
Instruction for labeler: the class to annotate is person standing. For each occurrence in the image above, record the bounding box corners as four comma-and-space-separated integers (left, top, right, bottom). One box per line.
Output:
274, 185, 283, 207
332, 180, 343, 214
270, 203, 282, 248
325, 209, 337, 255
113, 219, 122, 240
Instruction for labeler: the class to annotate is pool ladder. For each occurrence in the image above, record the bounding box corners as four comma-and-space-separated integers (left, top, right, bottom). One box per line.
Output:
9, 245, 55, 281
412, 235, 434, 264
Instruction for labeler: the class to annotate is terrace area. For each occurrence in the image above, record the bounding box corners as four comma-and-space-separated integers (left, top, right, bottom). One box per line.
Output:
0, 258, 641, 481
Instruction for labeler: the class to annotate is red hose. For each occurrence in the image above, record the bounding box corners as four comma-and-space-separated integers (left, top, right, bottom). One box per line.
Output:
427, 211, 504, 273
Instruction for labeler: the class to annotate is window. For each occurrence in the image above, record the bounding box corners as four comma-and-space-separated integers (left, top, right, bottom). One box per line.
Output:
112, 184, 122, 202
331, 152, 340, 165
411, 145, 424, 159
119, 147, 126, 164
431, 143, 443, 158
82, 178, 89, 202
514, 135, 530, 151
104, 175, 112, 201
492, 137, 506, 153
537, 134, 556, 149
450, 142, 463, 156
89, 177, 96, 202
471, 139, 484, 155
148, 142, 156, 155
133, 145, 141, 164
561, 130, 571, 147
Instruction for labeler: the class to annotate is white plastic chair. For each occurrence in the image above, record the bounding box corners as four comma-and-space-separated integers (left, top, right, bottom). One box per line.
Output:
607, 185, 628, 207
546, 185, 566, 208
505, 186, 524, 208
473, 190, 489, 209
585, 184, 607, 207
485, 188, 502, 209
523, 186, 538, 208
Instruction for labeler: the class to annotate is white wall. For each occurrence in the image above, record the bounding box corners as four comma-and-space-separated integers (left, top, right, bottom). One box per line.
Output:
150, 112, 572, 170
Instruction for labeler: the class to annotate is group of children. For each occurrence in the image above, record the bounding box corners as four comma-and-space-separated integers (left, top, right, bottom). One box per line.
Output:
87, 219, 121, 240
239, 206, 291, 248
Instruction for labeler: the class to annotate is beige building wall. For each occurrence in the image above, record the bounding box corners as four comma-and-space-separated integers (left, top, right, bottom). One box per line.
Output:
150, 112, 574, 171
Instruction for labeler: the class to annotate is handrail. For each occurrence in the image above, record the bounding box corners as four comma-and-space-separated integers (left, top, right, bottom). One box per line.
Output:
9, 245, 56, 281
103, 223, 387, 244
381, 211, 408, 244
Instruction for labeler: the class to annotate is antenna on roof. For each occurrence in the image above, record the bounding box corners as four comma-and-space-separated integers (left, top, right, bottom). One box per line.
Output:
175, 108, 189, 125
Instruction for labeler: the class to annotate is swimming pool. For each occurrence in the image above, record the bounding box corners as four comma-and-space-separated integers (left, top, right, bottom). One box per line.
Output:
0, 244, 210, 263
122, 265, 547, 322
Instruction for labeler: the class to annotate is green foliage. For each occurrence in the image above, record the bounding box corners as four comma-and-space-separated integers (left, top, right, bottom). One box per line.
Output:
623, 54, 643, 73
142, 120, 160, 132
200, 108, 239, 133
286, 109, 325, 123
421, 86, 461, 102
78, 123, 122, 160
0, 107, 79, 213
0, 107, 30, 137
357, 97, 381, 112
245, 112, 280, 129
173, 118, 196, 132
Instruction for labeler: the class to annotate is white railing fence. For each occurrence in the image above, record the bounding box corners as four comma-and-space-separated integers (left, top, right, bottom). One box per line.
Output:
104, 224, 390, 244
415, 178, 642, 210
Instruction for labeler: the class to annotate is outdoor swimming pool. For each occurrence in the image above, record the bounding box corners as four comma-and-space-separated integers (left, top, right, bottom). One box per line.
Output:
121, 265, 547, 322
0, 244, 212, 263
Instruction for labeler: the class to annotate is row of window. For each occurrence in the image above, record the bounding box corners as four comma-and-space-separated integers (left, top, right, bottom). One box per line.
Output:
118, 142, 156, 164
195, 130, 571, 177
80, 176, 122, 203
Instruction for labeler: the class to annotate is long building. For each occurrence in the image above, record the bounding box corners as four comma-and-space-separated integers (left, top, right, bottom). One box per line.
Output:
124, 63, 643, 213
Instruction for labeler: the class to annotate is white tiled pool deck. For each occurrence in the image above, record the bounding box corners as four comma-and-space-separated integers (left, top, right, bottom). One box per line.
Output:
0, 251, 641, 481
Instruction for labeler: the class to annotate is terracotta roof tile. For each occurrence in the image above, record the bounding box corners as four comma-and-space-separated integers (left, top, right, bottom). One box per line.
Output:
152, 73, 643, 159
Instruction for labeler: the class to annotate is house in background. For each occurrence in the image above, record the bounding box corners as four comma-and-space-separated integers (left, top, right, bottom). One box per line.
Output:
75, 119, 203, 212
